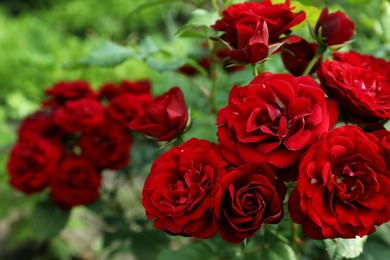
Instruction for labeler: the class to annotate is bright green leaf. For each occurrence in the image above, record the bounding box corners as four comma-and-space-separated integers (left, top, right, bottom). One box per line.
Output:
29, 200, 71, 241
324, 237, 367, 260
176, 9, 219, 38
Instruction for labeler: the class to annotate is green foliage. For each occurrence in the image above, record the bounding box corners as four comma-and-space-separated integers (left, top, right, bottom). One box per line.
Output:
29, 200, 71, 241
324, 237, 367, 260
66, 40, 135, 68
176, 9, 220, 38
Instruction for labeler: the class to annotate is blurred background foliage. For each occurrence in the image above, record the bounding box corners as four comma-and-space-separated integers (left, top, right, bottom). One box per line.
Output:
0, 0, 389, 259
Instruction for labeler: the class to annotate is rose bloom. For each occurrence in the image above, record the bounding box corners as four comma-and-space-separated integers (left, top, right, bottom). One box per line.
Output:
217, 73, 338, 174
43, 80, 97, 108
18, 110, 64, 140
142, 138, 227, 238
373, 130, 390, 166
99, 79, 152, 101
53, 98, 105, 133
212, 1, 305, 64
333, 51, 390, 81
50, 155, 102, 209
78, 119, 132, 170
130, 87, 189, 142
214, 163, 286, 244
7, 137, 62, 194
289, 125, 390, 239
318, 59, 390, 126
315, 8, 354, 46
212, 1, 306, 43
281, 39, 319, 76
106, 93, 152, 128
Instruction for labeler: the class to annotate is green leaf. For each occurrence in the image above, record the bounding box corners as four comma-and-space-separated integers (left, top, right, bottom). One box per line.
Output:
291, 1, 321, 29
29, 200, 71, 241
324, 237, 367, 260
157, 242, 217, 260
130, 229, 170, 260
261, 242, 297, 260
176, 9, 220, 38
129, 0, 184, 15
146, 50, 186, 72
66, 40, 134, 68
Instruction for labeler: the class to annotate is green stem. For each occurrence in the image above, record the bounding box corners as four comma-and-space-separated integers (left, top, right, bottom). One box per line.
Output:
211, 0, 220, 13
302, 45, 326, 75
253, 64, 259, 77
210, 62, 218, 113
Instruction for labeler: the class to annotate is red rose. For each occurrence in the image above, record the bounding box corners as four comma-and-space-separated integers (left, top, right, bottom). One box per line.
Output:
53, 98, 105, 133
373, 130, 390, 161
43, 80, 97, 108
333, 51, 390, 81
99, 79, 152, 100
289, 125, 390, 239
106, 93, 152, 128
315, 8, 354, 46
49, 155, 101, 209
212, 1, 305, 43
130, 87, 189, 142
214, 163, 286, 244
281, 39, 319, 76
142, 138, 227, 238
7, 137, 62, 194
217, 73, 338, 173
317, 59, 390, 126
78, 119, 132, 170
18, 110, 64, 140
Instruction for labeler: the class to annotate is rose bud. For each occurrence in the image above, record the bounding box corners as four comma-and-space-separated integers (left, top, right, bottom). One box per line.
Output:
281, 39, 319, 76
289, 125, 390, 239
315, 8, 355, 47
129, 87, 189, 142
49, 155, 102, 209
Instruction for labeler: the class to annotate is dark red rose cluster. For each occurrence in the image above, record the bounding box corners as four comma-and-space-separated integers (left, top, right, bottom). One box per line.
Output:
142, 138, 286, 243
141, 0, 390, 244
8, 79, 189, 209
